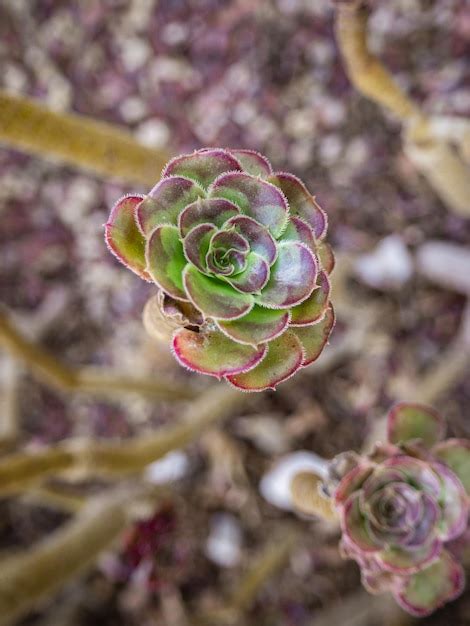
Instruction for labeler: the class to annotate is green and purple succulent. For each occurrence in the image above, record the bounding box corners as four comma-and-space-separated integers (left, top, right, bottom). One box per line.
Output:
105, 148, 335, 391
326, 404, 469, 617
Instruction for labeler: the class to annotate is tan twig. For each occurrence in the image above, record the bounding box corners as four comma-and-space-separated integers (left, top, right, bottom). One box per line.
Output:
334, 2, 470, 216
408, 340, 470, 406
390, 302, 470, 406
0, 384, 246, 495
335, 2, 419, 122
305, 588, 402, 626
404, 127, 470, 217
227, 529, 298, 612
0, 484, 158, 626
0, 311, 196, 401
366, 306, 470, 451
290, 472, 337, 521
425, 115, 470, 162
197, 528, 299, 625
0, 90, 169, 185
21, 485, 86, 514
0, 357, 19, 452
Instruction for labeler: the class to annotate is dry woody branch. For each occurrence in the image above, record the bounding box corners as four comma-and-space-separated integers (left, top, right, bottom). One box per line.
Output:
0, 90, 170, 185
335, 1, 470, 216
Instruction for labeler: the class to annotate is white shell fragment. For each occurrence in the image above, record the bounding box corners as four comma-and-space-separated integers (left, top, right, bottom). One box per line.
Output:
260, 451, 330, 511
354, 235, 413, 290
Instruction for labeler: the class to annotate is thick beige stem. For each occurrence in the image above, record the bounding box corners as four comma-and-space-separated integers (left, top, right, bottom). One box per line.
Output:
0, 357, 19, 452
0, 384, 246, 494
228, 529, 298, 611
335, 2, 419, 122
0, 90, 169, 185
367, 311, 470, 451
404, 129, 470, 217
142, 294, 179, 344
334, 2, 470, 216
0, 486, 152, 626
305, 589, 402, 626
22, 485, 86, 514
425, 115, 470, 162
198, 528, 299, 624
0, 448, 75, 495
290, 472, 337, 522
0, 311, 196, 401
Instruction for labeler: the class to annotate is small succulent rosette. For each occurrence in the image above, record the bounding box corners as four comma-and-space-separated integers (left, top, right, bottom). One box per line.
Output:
324, 404, 470, 617
105, 148, 335, 391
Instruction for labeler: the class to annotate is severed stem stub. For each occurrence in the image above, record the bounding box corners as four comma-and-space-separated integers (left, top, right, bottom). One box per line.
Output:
143, 291, 203, 345
290, 471, 338, 522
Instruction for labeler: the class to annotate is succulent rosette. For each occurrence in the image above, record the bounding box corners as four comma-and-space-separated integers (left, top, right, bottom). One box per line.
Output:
328, 404, 470, 616
105, 148, 335, 391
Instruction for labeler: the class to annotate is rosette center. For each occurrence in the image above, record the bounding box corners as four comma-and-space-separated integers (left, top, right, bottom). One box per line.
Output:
206, 229, 250, 277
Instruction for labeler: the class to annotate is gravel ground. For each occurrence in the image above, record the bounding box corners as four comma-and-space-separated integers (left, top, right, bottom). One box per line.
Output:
0, 1, 469, 624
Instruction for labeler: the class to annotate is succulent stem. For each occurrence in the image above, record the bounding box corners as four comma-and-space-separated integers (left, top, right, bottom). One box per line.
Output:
0, 90, 169, 185
367, 318, 470, 452
334, 2, 470, 216
0, 484, 160, 626
0, 384, 247, 495
21, 485, 87, 514
335, 2, 419, 122
197, 527, 300, 624
0, 310, 196, 401
0, 356, 19, 452
227, 528, 299, 612
290, 471, 337, 521
142, 294, 181, 344
306, 589, 402, 626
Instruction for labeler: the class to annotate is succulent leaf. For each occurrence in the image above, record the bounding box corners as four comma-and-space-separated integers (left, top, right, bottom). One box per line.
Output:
226, 330, 304, 391
316, 241, 335, 274
281, 216, 316, 251
227, 252, 270, 293
225, 215, 277, 264
388, 403, 445, 448
211, 172, 289, 238
395, 551, 465, 617
216, 306, 290, 346
183, 264, 254, 320
328, 403, 469, 617
292, 304, 335, 365
230, 149, 273, 177
268, 172, 327, 239
179, 198, 240, 237
105, 195, 150, 280
342, 493, 381, 553
163, 149, 242, 188
136, 176, 205, 235
290, 271, 331, 326
433, 439, 470, 494
183, 223, 217, 273
105, 148, 333, 390
173, 328, 266, 377
378, 538, 441, 574
379, 456, 441, 498
146, 225, 188, 299
334, 464, 374, 506
432, 462, 469, 541
256, 242, 317, 309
